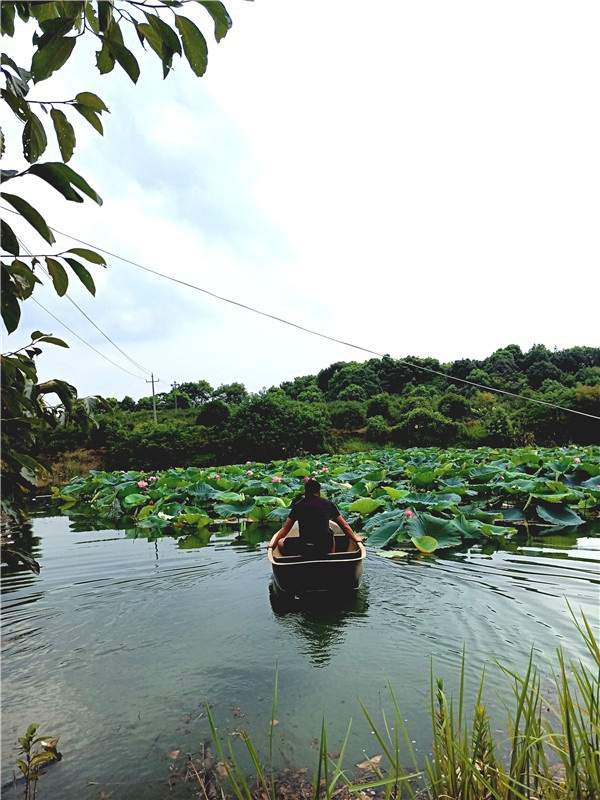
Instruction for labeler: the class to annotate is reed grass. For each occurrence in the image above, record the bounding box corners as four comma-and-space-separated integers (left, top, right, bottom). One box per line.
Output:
200, 609, 599, 799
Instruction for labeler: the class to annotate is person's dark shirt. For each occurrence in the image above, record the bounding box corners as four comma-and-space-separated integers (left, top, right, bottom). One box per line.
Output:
288, 495, 341, 545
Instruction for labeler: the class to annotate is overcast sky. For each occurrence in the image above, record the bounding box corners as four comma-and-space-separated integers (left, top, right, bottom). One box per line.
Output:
4, 0, 599, 401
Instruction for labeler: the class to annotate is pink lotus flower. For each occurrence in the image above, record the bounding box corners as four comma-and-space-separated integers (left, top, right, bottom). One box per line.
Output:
404, 509, 416, 518
321, 467, 329, 473
137, 480, 148, 489
574, 457, 581, 463
272, 476, 282, 483
213, 474, 220, 480
246, 461, 252, 465
149, 476, 158, 482
303, 476, 310, 482
247, 470, 254, 476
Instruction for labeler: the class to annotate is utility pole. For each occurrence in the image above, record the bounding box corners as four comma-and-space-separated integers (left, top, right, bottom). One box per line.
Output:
171, 381, 179, 410
146, 372, 159, 423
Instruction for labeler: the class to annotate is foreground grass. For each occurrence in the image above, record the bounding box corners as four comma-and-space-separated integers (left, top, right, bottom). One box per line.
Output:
185, 608, 599, 800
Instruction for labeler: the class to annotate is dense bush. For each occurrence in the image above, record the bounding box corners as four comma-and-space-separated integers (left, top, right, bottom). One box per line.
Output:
365, 415, 390, 444
221, 390, 331, 462
328, 401, 367, 430
195, 399, 230, 428
392, 408, 459, 448
104, 421, 210, 471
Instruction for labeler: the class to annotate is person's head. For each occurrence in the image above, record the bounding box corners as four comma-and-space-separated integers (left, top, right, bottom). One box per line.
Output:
304, 478, 321, 497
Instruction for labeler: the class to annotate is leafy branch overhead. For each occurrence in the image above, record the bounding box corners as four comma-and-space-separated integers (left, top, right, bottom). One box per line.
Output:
1, 1, 237, 525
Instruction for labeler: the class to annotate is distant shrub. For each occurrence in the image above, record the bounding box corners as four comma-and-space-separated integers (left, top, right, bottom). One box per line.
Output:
365, 415, 390, 444
328, 401, 366, 430
391, 408, 459, 447
196, 400, 230, 428
105, 421, 206, 470
366, 393, 393, 421
337, 383, 367, 402
222, 392, 331, 462
438, 392, 471, 420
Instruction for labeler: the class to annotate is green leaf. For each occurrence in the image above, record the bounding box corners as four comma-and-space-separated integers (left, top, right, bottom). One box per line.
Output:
33, 335, 69, 348
199, 1, 232, 42
1, 288, 21, 332
31, 35, 76, 82
66, 247, 106, 265
348, 497, 384, 516
72, 102, 103, 134
63, 258, 96, 295
0, 218, 20, 255
536, 504, 585, 527
363, 520, 405, 547
1, 4, 16, 36
411, 535, 438, 553
74, 91, 108, 112
214, 500, 257, 517
23, 111, 48, 162
45, 257, 69, 296
122, 493, 149, 509
1, 192, 55, 244
101, 36, 140, 83
95, 42, 115, 74
175, 15, 208, 76
27, 162, 102, 204
148, 12, 182, 53
50, 107, 75, 161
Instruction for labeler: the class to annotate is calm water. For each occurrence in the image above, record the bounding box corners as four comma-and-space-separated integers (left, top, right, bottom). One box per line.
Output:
1, 510, 599, 799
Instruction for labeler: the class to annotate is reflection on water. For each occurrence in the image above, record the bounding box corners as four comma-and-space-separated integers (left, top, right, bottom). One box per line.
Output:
1, 514, 599, 800
268, 583, 369, 666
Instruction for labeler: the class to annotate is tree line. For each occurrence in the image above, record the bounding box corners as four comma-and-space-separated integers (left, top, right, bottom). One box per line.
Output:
35, 343, 600, 472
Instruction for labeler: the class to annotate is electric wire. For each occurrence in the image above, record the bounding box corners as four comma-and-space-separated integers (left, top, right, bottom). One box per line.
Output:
30, 297, 149, 380
3, 208, 599, 421
11, 231, 153, 379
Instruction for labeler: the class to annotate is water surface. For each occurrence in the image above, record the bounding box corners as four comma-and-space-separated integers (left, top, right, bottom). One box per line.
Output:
2, 513, 598, 799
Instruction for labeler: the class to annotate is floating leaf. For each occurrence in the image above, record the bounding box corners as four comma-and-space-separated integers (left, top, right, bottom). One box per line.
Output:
411, 535, 438, 553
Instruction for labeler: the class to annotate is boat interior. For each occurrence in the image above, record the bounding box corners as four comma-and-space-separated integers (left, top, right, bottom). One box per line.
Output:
271, 523, 363, 563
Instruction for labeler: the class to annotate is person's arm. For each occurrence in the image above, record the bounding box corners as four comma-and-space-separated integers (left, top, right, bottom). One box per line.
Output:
335, 515, 363, 544
268, 517, 293, 549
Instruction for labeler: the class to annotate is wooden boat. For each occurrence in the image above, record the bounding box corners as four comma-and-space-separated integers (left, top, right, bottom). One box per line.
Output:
267, 521, 366, 595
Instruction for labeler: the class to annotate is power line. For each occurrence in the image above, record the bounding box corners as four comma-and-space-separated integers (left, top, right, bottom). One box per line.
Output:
3, 210, 599, 421
11, 231, 153, 378
30, 297, 148, 380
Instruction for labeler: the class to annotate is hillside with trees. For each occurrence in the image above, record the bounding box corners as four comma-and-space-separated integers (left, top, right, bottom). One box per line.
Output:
34, 343, 600, 475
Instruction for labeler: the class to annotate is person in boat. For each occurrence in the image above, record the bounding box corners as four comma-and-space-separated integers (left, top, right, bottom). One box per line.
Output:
267, 478, 363, 557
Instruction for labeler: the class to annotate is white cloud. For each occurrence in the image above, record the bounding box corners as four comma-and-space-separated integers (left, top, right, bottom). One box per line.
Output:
4, 1, 598, 401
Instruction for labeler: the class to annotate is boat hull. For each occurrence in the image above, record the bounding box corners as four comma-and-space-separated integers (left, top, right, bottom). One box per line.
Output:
267, 524, 365, 595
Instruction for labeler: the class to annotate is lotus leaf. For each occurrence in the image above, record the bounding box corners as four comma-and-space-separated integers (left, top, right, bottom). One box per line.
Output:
411, 535, 438, 553
214, 500, 257, 517
377, 550, 409, 559
363, 521, 405, 547
380, 486, 405, 501
349, 497, 385, 516
121, 493, 149, 509
536, 504, 585, 527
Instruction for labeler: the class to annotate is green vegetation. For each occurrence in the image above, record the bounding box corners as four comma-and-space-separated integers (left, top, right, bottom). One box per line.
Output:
54, 446, 600, 554
31, 346, 600, 480
1, 0, 235, 525
12, 723, 61, 800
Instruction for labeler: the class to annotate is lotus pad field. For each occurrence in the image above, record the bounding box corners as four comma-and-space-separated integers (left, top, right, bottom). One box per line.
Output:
53, 446, 600, 554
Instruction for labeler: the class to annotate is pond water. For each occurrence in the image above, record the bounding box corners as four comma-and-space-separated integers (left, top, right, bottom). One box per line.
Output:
1, 507, 599, 799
